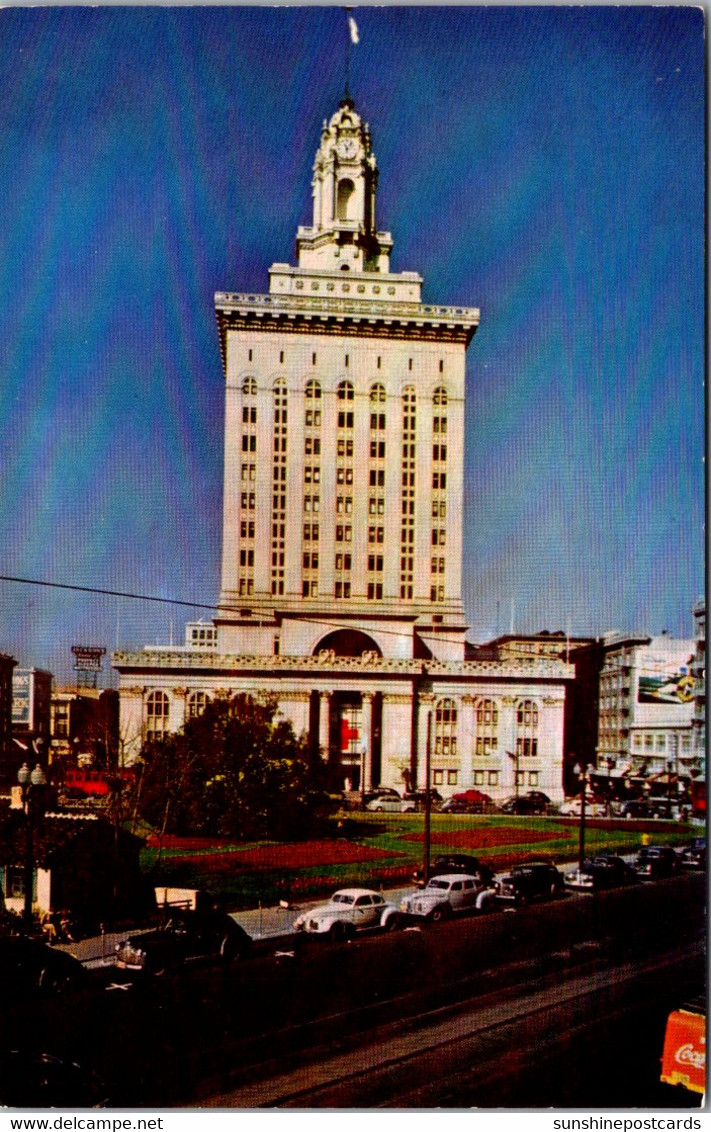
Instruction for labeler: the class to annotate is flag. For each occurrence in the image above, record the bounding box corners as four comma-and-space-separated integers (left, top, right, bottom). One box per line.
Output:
348, 14, 359, 44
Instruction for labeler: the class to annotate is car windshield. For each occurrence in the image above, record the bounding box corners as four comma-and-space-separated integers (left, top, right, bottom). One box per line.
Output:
426, 880, 450, 890
331, 893, 355, 905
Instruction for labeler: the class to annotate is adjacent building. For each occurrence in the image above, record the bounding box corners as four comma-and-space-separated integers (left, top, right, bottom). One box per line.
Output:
114, 96, 573, 803
597, 632, 697, 782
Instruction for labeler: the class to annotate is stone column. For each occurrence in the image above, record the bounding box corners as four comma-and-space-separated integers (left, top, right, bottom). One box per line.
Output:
380, 692, 413, 790
416, 694, 436, 791
459, 694, 476, 790
319, 691, 331, 758
500, 696, 518, 794
361, 692, 374, 790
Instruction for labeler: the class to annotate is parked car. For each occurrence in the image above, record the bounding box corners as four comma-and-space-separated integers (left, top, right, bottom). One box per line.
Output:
293, 888, 400, 939
430, 853, 483, 877
365, 794, 403, 813
679, 837, 706, 869
115, 907, 252, 972
499, 795, 548, 816
565, 854, 637, 890
440, 790, 492, 814
490, 861, 565, 905
362, 787, 401, 807
634, 844, 679, 879
0, 935, 86, 999
618, 798, 652, 819
646, 797, 683, 820
0, 1050, 108, 1108
401, 789, 442, 813
399, 874, 486, 922
524, 791, 551, 807
558, 797, 609, 818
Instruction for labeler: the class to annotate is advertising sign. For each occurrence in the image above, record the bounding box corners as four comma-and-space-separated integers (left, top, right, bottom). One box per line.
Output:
637, 649, 695, 704
71, 646, 106, 672
11, 671, 30, 725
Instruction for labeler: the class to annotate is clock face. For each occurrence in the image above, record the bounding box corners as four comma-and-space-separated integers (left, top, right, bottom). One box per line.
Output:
338, 138, 358, 160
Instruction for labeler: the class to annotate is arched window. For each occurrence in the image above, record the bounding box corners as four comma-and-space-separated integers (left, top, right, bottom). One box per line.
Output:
336, 178, 355, 221
337, 381, 354, 401
186, 691, 209, 720
515, 699, 539, 759
305, 379, 322, 400
242, 376, 257, 396
433, 386, 448, 406
434, 697, 458, 757
145, 691, 169, 742
370, 383, 386, 403
474, 698, 499, 757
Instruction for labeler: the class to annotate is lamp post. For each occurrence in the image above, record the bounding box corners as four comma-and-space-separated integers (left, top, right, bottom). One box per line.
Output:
17, 760, 47, 934
574, 761, 589, 871
422, 710, 432, 885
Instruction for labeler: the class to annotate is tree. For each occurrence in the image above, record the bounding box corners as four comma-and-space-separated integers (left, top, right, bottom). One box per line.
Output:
133, 693, 328, 841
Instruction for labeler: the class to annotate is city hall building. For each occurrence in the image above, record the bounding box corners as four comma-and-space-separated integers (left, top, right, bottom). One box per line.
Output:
114, 98, 572, 802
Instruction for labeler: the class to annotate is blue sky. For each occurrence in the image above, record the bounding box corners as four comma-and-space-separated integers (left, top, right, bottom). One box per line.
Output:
0, 5, 704, 684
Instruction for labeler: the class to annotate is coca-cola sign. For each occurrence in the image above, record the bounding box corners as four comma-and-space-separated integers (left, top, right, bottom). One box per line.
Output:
675, 1042, 705, 1071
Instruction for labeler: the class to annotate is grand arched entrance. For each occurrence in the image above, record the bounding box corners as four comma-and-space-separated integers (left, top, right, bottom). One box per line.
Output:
309, 630, 383, 791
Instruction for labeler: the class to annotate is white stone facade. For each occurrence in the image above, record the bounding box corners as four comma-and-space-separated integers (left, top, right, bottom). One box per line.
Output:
114, 97, 571, 802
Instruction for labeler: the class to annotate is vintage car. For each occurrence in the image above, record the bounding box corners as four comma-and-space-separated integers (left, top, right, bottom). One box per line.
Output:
679, 837, 706, 869
399, 874, 487, 922
634, 845, 679, 879
293, 888, 400, 939
565, 854, 637, 890
115, 908, 252, 972
0, 936, 86, 999
490, 861, 565, 905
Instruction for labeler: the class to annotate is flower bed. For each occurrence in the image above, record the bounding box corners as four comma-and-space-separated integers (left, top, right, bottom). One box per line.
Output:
148, 838, 404, 872
401, 827, 570, 849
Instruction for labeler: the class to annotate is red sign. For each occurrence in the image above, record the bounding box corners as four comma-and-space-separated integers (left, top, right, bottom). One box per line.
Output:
661, 1008, 706, 1094
340, 718, 359, 750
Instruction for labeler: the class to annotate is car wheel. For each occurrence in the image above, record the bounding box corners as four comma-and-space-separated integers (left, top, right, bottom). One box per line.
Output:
328, 921, 347, 942
429, 904, 451, 923
220, 936, 241, 963
384, 913, 402, 932
374, 805, 384, 813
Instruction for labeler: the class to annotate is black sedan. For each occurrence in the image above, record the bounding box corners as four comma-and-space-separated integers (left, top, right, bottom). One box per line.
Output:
565, 854, 638, 891
0, 935, 86, 1001
634, 845, 679, 879
679, 837, 706, 869
499, 795, 548, 816
115, 908, 252, 973
491, 861, 565, 905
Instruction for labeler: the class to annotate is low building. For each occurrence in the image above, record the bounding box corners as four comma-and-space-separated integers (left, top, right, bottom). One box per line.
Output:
0, 808, 146, 924
50, 687, 119, 775
598, 633, 696, 784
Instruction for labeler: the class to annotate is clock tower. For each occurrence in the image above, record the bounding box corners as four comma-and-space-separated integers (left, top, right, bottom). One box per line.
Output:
295, 98, 393, 273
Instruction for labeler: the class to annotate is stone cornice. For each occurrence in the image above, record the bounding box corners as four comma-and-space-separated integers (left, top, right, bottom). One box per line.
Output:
113, 649, 572, 682
214, 291, 479, 373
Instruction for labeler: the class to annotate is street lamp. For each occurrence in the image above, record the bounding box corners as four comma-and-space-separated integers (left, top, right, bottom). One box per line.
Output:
574, 761, 590, 871
17, 761, 47, 933
422, 711, 432, 885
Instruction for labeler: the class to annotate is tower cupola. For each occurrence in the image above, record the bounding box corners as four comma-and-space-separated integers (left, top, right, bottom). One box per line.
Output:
296, 99, 393, 273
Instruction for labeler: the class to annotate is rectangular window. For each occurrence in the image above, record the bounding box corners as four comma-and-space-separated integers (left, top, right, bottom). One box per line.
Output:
487, 771, 498, 786
433, 770, 444, 786
447, 770, 458, 786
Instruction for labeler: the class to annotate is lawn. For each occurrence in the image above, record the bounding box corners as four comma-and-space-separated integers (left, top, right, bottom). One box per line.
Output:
139, 812, 696, 909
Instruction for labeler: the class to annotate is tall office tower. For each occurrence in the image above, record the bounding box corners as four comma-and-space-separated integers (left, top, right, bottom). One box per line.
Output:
214, 98, 479, 664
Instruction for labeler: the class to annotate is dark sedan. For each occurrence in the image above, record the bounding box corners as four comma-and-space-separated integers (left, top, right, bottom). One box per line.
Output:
492, 861, 565, 905
679, 837, 706, 870
115, 908, 252, 973
500, 795, 548, 816
565, 854, 638, 891
0, 935, 86, 1000
634, 845, 679, 879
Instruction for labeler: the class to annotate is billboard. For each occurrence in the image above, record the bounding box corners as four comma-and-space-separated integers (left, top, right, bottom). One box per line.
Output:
11, 671, 30, 725
637, 648, 695, 704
